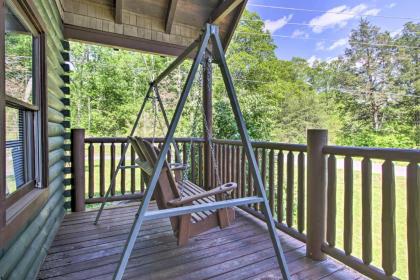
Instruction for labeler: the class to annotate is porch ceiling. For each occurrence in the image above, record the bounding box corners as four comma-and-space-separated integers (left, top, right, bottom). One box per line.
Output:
58, 0, 247, 56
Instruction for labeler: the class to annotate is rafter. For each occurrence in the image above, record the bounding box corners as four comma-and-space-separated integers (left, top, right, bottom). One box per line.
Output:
115, 0, 123, 24
209, 0, 244, 25
165, 0, 178, 34
222, 0, 247, 50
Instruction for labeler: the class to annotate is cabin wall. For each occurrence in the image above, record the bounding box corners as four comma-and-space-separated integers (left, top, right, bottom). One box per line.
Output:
0, 0, 69, 278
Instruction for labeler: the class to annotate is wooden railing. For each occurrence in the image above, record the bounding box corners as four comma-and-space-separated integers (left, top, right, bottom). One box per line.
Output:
322, 144, 420, 280
211, 139, 308, 243
70, 129, 419, 279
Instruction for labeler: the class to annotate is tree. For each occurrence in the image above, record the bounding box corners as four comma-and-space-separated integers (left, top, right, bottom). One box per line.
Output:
340, 19, 398, 132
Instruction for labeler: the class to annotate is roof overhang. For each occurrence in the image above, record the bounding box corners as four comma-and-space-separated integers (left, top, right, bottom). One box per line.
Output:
58, 0, 247, 56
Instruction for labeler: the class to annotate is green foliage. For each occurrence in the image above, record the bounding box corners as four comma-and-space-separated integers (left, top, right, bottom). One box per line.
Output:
69, 11, 418, 149
310, 20, 419, 148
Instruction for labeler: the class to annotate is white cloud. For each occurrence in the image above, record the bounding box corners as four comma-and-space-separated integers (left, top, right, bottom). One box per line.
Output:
307, 55, 320, 66
386, 3, 397, 8
391, 28, 403, 38
309, 4, 381, 33
291, 29, 309, 38
364, 8, 380, 16
328, 38, 348, 50
264, 14, 293, 34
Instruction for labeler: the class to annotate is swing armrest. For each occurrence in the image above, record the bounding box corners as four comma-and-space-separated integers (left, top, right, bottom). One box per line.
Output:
167, 182, 237, 207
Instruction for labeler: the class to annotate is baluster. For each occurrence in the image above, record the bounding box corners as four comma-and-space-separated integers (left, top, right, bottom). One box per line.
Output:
248, 151, 253, 207
229, 146, 235, 194
198, 143, 203, 186
99, 143, 105, 197
131, 146, 136, 194
261, 148, 267, 211
361, 157, 372, 264
120, 143, 126, 195
286, 151, 294, 227
235, 146, 241, 198
327, 155, 336, 247
277, 151, 284, 223
254, 149, 260, 211
241, 146, 246, 198
226, 145, 231, 184
88, 143, 94, 198
191, 143, 196, 183
268, 150, 275, 211
382, 160, 396, 276
110, 143, 116, 196
183, 142, 187, 166
231, 146, 236, 184
344, 156, 353, 255
213, 144, 218, 186
298, 151, 305, 233
219, 144, 223, 184
212, 144, 220, 187
407, 162, 420, 280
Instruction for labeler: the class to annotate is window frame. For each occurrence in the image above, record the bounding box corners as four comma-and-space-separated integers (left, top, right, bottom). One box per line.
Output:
0, 0, 48, 243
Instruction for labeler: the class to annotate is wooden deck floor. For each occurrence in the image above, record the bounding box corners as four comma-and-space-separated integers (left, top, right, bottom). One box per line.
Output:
38, 203, 365, 280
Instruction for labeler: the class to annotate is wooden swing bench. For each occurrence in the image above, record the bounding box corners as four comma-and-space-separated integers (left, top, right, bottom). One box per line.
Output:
129, 137, 237, 246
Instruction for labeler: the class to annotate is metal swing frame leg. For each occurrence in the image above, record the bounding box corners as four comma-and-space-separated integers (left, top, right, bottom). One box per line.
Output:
210, 25, 290, 279
94, 85, 153, 225
112, 23, 290, 280
112, 26, 211, 280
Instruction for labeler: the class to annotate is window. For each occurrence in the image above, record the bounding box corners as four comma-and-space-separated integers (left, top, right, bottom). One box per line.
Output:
4, 4, 40, 199
1, 0, 46, 234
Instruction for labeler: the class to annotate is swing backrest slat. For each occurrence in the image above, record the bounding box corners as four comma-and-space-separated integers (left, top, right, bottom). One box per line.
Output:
129, 136, 183, 232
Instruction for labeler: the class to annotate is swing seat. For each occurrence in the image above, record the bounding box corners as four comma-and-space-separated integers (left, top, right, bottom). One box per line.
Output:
129, 137, 237, 246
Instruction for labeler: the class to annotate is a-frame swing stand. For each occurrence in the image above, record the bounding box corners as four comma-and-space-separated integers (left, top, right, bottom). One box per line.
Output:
96, 24, 291, 280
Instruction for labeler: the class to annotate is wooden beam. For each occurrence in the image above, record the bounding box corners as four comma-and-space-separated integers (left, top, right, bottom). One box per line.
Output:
115, 0, 123, 24
63, 24, 190, 57
165, 0, 178, 34
210, 0, 244, 25
222, 0, 247, 50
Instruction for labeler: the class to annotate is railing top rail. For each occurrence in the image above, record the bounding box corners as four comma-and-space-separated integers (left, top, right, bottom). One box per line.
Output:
85, 137, 205, 144
84, 137, 308, 151
213, 139, 307, 152
324, 145, 420, 162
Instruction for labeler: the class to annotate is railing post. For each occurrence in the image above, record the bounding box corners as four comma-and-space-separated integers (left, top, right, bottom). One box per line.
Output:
306, 129, 328, 260
71, 128, 85, 212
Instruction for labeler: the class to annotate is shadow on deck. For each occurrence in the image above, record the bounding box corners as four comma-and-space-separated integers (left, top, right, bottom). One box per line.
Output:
38, 203, 364, 280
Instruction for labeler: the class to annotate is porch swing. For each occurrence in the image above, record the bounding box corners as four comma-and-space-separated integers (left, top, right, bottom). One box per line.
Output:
129, 68, 238, 246
93, 23, 290, 280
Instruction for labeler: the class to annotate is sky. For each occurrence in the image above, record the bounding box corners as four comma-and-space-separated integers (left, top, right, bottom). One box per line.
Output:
245, 0, 420, 62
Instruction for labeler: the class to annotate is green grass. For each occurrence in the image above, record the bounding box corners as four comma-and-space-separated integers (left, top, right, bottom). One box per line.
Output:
84, 146, 410, 279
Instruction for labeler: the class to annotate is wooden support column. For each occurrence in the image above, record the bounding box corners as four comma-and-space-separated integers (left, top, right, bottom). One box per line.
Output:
71, 129, 86, 212
306, 129, 328, 260
203, 56, 213, 190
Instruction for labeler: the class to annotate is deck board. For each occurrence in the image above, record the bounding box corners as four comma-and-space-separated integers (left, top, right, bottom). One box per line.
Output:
38, 203, 363, 280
